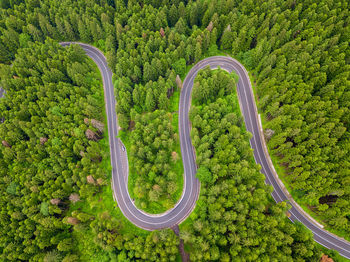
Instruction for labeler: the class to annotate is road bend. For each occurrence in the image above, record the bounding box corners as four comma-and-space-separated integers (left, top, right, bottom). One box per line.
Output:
59, 43, 350, 259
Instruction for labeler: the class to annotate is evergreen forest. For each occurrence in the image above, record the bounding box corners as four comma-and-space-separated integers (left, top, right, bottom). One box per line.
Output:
0, 0, 349, 261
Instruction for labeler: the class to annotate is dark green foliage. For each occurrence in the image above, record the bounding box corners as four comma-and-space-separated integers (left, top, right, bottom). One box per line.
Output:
0, 39, 180, 261
238, 0, 350, 236
192, 67, 236, 105
129, 110, 182, 213
184, 69, 321, 261
172, 58, 186, 76
0, 40, 107, 260
0, 0, 348, 260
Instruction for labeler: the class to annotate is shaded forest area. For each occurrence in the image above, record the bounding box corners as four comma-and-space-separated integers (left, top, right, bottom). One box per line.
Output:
0, 0, 349, 260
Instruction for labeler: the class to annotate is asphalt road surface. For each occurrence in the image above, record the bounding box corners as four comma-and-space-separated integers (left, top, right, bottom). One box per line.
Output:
0, 88, 4, 98
56, 43, 350, 259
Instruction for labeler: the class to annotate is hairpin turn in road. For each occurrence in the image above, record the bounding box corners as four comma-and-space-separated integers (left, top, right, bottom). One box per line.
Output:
59, 42, 350, 259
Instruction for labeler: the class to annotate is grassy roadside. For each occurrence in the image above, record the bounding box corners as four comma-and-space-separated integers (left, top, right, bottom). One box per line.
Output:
169, 88, 186, 205
179, 68, 240, 223
71, 58, 149, 260
179, 66, 262, 256
118, 84, 184, 214
120, 123, 185, 214
88, 61, 147, 236
115, 46, 226, 215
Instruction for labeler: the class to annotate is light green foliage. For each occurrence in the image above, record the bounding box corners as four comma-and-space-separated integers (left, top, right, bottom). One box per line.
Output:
249, 0, 350, 237
128, 110, 183, 213
0, 40, 107, 260
172, 58, 186, 76
40, 202, 49, 216
0, 0, 348, 260
185, 69, 321, 261
192, 67, 236, 104
6, 181, 17, 195
196, 165, 212, 184
0, 39, 180, 261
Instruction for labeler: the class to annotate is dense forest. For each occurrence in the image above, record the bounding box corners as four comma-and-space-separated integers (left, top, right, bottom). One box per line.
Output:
182, 67, 321, 261
0, 0, 349, 260
126, 109, 183, 213
0, 40, 179, 261
0, 40, 110, 260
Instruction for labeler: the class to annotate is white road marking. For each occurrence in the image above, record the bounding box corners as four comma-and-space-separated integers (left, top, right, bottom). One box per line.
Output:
59, 44, 350, 257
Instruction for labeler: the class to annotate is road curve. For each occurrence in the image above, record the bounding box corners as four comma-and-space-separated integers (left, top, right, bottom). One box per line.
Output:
60, 42, 200, 230
59, 43, 350, 258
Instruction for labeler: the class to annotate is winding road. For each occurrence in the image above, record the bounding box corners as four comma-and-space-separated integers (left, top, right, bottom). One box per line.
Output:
56, 43, 350, 259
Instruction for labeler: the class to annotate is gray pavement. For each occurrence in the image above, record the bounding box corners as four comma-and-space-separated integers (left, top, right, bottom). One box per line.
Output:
59, 43, 350, 258
0, 88, 5, 123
